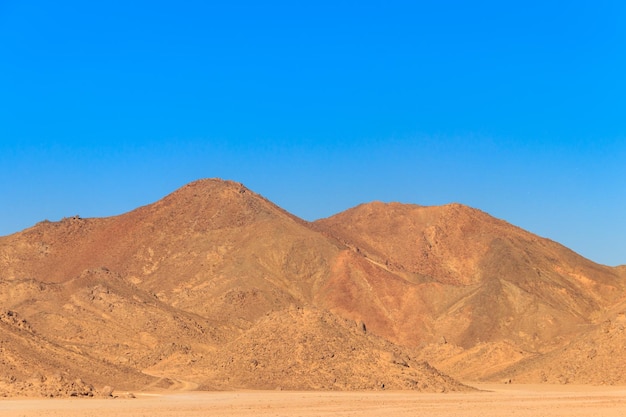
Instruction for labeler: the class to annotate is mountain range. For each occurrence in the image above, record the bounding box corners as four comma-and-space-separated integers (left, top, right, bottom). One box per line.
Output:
1, 179, 624, 396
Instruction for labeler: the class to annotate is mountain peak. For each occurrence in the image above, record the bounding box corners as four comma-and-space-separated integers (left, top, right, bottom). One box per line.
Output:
1, 179, 625, 395
130, 178, 290, 232
177, 177, 249, 193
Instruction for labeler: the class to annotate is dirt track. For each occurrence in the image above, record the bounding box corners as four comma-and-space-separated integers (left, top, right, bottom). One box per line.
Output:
2, 385, 626, 417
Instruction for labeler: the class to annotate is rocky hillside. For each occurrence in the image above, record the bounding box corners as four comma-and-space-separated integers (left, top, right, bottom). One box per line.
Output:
0, 179, 624, 396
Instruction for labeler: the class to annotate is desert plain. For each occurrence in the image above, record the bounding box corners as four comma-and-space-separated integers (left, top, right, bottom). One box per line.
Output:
2, 385, 626, 417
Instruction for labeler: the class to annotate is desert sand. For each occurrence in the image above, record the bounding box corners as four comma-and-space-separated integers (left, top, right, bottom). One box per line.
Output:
2, 385, 626, 417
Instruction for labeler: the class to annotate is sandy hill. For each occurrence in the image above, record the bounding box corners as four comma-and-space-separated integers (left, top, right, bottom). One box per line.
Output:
0, 179, 624, 396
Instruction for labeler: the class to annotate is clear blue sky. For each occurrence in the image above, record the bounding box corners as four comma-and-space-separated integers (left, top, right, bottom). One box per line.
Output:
1, 1, 625, 266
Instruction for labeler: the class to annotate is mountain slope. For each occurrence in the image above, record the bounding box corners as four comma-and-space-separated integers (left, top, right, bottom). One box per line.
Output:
0, 179, 624, 394
314, 202, 624, 352
0, 179, 468, 395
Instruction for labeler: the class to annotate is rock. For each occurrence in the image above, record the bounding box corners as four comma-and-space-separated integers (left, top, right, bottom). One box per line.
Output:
100, 385, 114, 397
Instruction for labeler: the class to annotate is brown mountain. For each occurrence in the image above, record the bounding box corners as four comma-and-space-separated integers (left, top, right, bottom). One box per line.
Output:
0, 179, 469, 395
314, 201, 626, 381
0, 179, 624, 396
314, 202, 624, 345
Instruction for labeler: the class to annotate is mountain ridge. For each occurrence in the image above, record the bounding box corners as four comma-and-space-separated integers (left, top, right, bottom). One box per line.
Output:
1, 178, 624, 396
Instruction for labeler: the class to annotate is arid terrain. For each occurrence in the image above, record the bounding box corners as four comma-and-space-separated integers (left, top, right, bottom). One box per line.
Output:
2, 385, 626, 417
1, 178, 625, 399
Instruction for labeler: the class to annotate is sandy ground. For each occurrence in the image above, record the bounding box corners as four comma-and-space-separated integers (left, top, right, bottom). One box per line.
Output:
2, 385, 626, 417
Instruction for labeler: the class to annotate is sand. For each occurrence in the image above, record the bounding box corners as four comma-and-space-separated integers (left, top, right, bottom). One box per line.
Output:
2, 385, 626, 417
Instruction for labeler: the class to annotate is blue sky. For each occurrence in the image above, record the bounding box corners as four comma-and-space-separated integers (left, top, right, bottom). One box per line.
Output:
1, 1, 625, 266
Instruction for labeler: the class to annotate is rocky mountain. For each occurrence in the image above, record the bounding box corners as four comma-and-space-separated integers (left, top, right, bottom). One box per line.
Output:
0, 179, 624, 396
314, 202, 625, 347
315, 201, 626, 382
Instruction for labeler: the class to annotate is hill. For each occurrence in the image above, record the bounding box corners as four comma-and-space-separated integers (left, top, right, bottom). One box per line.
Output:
314, 201, 626, 381
0, 179, 624, 395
